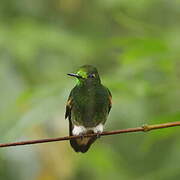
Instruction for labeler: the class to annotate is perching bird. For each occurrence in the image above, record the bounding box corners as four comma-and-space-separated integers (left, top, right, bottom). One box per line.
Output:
65, 65, 112, 153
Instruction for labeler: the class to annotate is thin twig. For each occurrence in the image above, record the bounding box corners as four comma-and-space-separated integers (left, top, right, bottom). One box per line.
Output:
0, 121, 180, 148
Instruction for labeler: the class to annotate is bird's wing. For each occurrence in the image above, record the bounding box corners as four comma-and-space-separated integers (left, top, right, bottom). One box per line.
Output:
65, 90, 74, 138
65, 93, 73, 120
107, 88, 112, 114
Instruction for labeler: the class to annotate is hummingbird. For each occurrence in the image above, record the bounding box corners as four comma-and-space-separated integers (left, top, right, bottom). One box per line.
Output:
65, 65, 112, 153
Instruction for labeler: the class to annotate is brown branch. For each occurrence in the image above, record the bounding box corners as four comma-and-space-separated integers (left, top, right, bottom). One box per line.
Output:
0, 121, 180, 148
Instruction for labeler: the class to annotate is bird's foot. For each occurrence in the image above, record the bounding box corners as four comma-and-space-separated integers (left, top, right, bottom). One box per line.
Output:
96, 132, 101, 139
80, 134, 85, 140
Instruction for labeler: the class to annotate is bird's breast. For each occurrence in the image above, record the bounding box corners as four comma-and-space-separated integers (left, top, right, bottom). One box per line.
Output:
72, 85, 109, 127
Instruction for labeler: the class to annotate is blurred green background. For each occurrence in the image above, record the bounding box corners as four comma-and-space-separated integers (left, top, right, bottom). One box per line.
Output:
0, 0, 180, 179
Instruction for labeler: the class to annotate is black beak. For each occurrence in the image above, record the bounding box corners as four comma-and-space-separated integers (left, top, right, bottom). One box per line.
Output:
67, 73, 82, 78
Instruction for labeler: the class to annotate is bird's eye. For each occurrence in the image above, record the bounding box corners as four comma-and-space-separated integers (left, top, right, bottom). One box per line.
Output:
88, 74, 96, 78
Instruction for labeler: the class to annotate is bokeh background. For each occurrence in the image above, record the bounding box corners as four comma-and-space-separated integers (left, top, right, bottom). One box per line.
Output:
0, 0, 180, 179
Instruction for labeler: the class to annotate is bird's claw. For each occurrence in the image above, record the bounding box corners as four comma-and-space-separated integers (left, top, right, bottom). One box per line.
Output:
80, 134, 85, 140
96, 132, 101, 139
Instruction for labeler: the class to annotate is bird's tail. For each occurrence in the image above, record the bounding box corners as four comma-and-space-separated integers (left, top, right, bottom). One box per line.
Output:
69, 120, 97, 153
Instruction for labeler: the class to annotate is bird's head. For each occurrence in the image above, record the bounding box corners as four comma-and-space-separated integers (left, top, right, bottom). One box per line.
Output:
67, 65, 101, 84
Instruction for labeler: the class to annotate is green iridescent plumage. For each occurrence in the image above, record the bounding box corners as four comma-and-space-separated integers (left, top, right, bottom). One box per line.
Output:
65, 65, 112, 153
